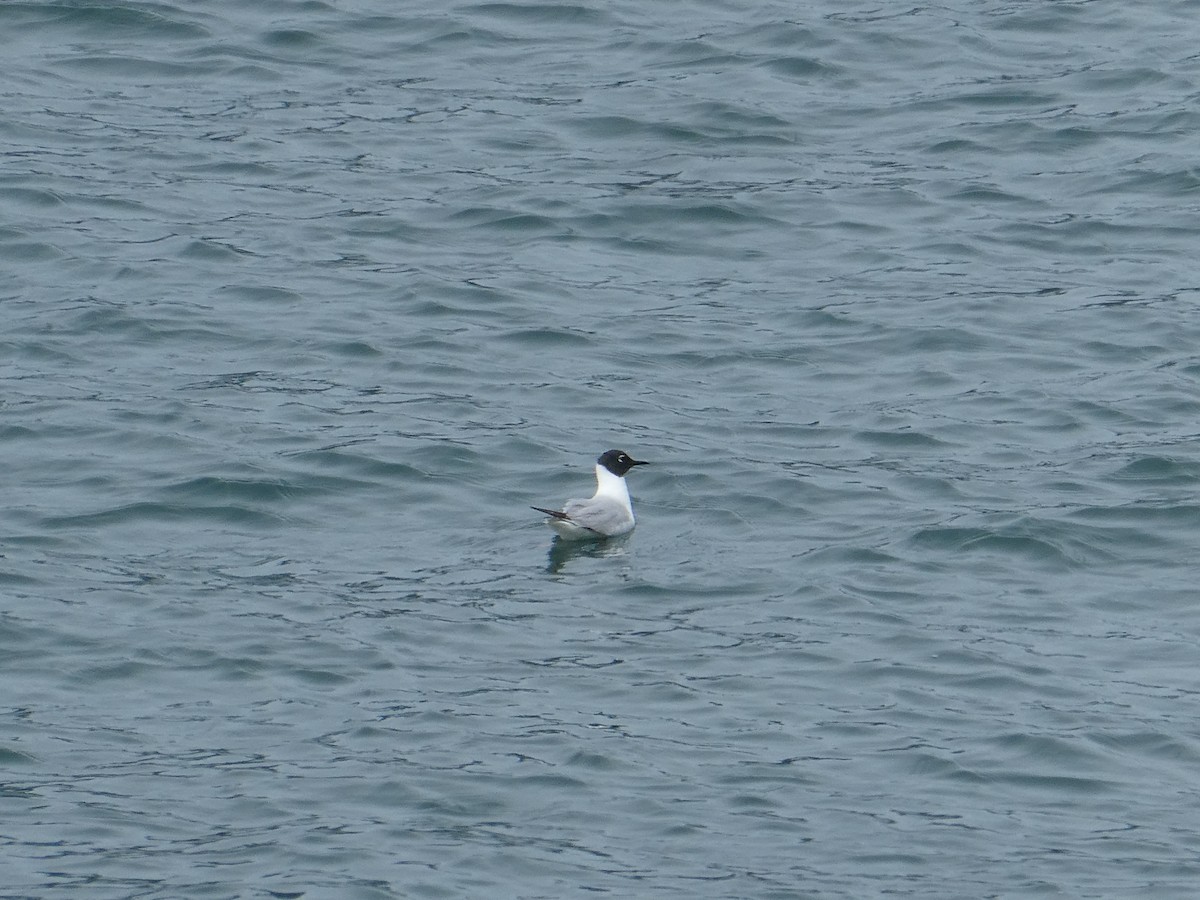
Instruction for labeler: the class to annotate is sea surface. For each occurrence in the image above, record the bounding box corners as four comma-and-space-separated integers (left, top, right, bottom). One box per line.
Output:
5, 1, 1200, 897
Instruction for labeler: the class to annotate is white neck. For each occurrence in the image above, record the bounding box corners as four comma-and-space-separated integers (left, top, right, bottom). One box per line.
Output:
594, 464, 633, 512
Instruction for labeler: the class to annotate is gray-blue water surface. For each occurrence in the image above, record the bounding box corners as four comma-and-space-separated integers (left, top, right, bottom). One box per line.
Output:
5, 1, 1200, 897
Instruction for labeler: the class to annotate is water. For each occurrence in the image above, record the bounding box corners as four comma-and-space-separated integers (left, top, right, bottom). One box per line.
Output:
5, 1, 1200, 896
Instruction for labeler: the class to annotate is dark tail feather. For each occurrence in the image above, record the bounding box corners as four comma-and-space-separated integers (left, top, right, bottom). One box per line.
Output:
531, 506, 602, 535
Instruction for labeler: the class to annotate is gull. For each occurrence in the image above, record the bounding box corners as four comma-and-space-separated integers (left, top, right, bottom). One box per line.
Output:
532, 449, 649, 540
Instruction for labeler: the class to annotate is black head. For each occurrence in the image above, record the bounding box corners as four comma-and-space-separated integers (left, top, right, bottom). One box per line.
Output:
597, 449, 649, 477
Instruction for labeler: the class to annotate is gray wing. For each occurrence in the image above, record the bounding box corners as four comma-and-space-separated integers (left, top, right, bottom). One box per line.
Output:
561, 496, 634, 535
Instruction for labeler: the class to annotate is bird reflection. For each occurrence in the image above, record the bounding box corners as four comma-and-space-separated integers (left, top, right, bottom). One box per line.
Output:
545, 533, 631, 573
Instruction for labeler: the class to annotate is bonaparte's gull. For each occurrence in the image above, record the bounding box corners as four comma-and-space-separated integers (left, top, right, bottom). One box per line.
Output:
532, 449, 649, 540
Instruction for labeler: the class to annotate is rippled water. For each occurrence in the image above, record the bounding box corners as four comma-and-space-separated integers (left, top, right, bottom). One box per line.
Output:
5, 1, 1200, 897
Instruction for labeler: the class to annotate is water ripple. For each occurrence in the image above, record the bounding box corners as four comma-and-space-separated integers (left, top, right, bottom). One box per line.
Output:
5, 1, 1200, 897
